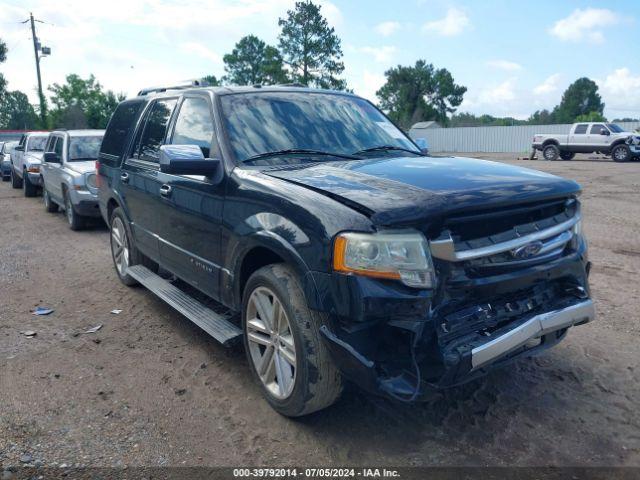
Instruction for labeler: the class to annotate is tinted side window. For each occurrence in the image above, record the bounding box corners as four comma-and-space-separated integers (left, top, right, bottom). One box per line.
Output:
45, 136, 56, 152
100, 100, 145, 165
171, 97, 215, 157
574, 124, 588, 134
590, 124, 606, 134
54, 137, 64, 157
137, 98, 177, 162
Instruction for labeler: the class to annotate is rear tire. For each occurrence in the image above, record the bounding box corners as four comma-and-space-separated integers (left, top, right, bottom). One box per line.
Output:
11, 168, 23, 189
109, 207, 158, 286
543, 144, 560, 161
43, 188, 59, 213
612, 144, 631, 162
242, 264, 343, 417
23, 171, 38, 197
560, 151, 575, 161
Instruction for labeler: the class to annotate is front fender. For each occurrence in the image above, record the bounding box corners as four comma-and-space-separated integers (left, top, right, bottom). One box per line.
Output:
223, 214, 321, 312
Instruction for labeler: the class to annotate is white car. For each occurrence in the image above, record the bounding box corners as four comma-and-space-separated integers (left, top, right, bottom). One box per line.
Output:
11, 132, 50, 196
532, 122, 638, 162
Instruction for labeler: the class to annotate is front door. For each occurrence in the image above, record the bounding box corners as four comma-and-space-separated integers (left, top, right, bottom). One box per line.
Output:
154, 94, 225, 301
587, 123, 610, 150
120, 97, 178, 262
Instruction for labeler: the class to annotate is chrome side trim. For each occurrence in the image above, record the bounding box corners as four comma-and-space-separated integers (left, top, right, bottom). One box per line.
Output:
471, 299, 594, 371
430, 214, 580, 262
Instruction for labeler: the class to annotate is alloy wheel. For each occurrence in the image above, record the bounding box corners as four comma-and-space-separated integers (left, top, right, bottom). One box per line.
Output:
614, 147, 628, 161
111, 217, 130, 276
246, 286, 297, 400
65, 195, 74, 225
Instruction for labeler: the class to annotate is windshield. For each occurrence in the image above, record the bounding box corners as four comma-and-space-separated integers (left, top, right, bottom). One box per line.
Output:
220, 92, 418, 162
607, 123, 625, 133
27, 136, 48, 152
69, 136, 103, 161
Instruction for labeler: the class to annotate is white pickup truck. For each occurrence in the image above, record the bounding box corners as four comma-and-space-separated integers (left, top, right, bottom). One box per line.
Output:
532, 122, 640, 162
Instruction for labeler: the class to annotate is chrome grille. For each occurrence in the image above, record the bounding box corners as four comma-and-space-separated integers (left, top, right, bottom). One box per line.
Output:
430, 199, 580, 264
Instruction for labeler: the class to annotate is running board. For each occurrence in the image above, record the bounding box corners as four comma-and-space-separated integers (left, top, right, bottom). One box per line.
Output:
126, 265, 242, 346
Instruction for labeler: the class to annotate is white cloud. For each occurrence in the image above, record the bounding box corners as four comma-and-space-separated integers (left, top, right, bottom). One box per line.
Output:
358, 46, 397, 63
422, 8, 470, 36
549, 8, 621, 44
375, 21, 401, 37
487, 60, 522, 72
478, 78, 517, 104
533, 73, 561, 95
180, 42, 222, 64
354, 70, 386, 104
598, 68, 640, 114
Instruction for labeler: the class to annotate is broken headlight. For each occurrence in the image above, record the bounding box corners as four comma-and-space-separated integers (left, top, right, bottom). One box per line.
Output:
333, 231, 435, 288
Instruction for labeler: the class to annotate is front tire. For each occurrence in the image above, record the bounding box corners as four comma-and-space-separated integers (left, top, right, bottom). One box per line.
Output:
243, 264, 343, 417
612, 144, 631, 162
64, 190, 85, 230
11, 168, 23, 189
43, 188, 59, 213
543, 144, 560, 161
23, 171, 38, 197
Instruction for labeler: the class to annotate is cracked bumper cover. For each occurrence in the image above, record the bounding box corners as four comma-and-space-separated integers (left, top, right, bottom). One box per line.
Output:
320, 299, 595, 400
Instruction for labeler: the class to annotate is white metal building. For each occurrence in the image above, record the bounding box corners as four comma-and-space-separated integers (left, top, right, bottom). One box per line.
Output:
409, 121, 640, 153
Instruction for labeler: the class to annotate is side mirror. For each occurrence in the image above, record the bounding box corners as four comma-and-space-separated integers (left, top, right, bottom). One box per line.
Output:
414, 138, 429, 155
15, 145, 24, 152
600, 129, 610, 136
43, 152, 60, 163
159, 144, 220, 176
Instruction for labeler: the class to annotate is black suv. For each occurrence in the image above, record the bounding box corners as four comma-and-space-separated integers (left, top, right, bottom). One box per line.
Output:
98, 84, 594, 416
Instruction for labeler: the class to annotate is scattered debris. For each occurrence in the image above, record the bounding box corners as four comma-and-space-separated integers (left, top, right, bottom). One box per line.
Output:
19, 454, 33, 464
73, 324, 103, 337
110, 309, 122, 315
174, 388, 187, 396
93, 338, 102, 344
21, 330, 37, 338
32, 307, 54, 316
200, 363, 207, 369
85, 324, 103, 334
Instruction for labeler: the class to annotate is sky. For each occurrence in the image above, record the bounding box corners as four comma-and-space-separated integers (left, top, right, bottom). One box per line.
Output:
1, 0, 639, 120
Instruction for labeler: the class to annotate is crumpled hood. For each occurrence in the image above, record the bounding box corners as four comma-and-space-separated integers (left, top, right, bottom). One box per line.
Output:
66, 160, 96, 175
265, 156, 580, 225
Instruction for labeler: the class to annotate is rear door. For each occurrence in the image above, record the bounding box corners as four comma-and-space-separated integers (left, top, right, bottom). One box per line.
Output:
154, 94, 225, 299
121, 97, 178, 262
568, 124, 589, 151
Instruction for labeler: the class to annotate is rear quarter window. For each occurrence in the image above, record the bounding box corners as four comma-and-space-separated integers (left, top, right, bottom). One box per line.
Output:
100, 100, 145, 166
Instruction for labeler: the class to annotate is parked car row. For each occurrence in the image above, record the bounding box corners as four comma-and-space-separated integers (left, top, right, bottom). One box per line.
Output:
7, 129, 105, 230
6, 83, 595, 416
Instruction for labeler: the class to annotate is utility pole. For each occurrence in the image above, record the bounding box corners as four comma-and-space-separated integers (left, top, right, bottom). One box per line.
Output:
25, 12, 50, 127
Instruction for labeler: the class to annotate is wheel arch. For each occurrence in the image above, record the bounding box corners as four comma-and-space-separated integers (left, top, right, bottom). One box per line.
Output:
230, 232, 320, 313
542, 139, 560, 148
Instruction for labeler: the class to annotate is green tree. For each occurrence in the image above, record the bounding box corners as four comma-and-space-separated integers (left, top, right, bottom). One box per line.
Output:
376, 60, 466, 129
201, 75, 221, 86
528, 109, 556, 125
278, 1, 346, 90
0, 39, 7, 96
574, 111, 608, 122
0, 90, 38, 129
223, 35, 288, 85
552, 77, 604, 124
48, 74, 124, 129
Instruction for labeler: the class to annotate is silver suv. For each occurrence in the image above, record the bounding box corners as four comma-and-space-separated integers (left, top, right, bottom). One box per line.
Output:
41, 130, 105, 230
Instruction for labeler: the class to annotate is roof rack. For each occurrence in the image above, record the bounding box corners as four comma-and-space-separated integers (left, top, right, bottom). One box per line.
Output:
137, 79, 210, 96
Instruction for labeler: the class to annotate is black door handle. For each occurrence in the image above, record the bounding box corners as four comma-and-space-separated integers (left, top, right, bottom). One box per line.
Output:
120, 172, 129, 183
159, 184, 172, 197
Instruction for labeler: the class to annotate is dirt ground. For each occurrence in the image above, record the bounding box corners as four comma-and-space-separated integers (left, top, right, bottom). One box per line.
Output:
1, 153, 639, 469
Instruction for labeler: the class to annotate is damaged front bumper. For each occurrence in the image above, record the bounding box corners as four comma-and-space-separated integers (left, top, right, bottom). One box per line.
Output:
320, 298, 594, 400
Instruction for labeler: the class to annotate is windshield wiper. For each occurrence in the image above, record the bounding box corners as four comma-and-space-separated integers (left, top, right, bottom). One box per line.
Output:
352, 145, 425, 156
244, 149, 361, 163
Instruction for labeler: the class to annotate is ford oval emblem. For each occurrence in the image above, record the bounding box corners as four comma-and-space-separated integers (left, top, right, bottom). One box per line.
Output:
511, 241, 544, 260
